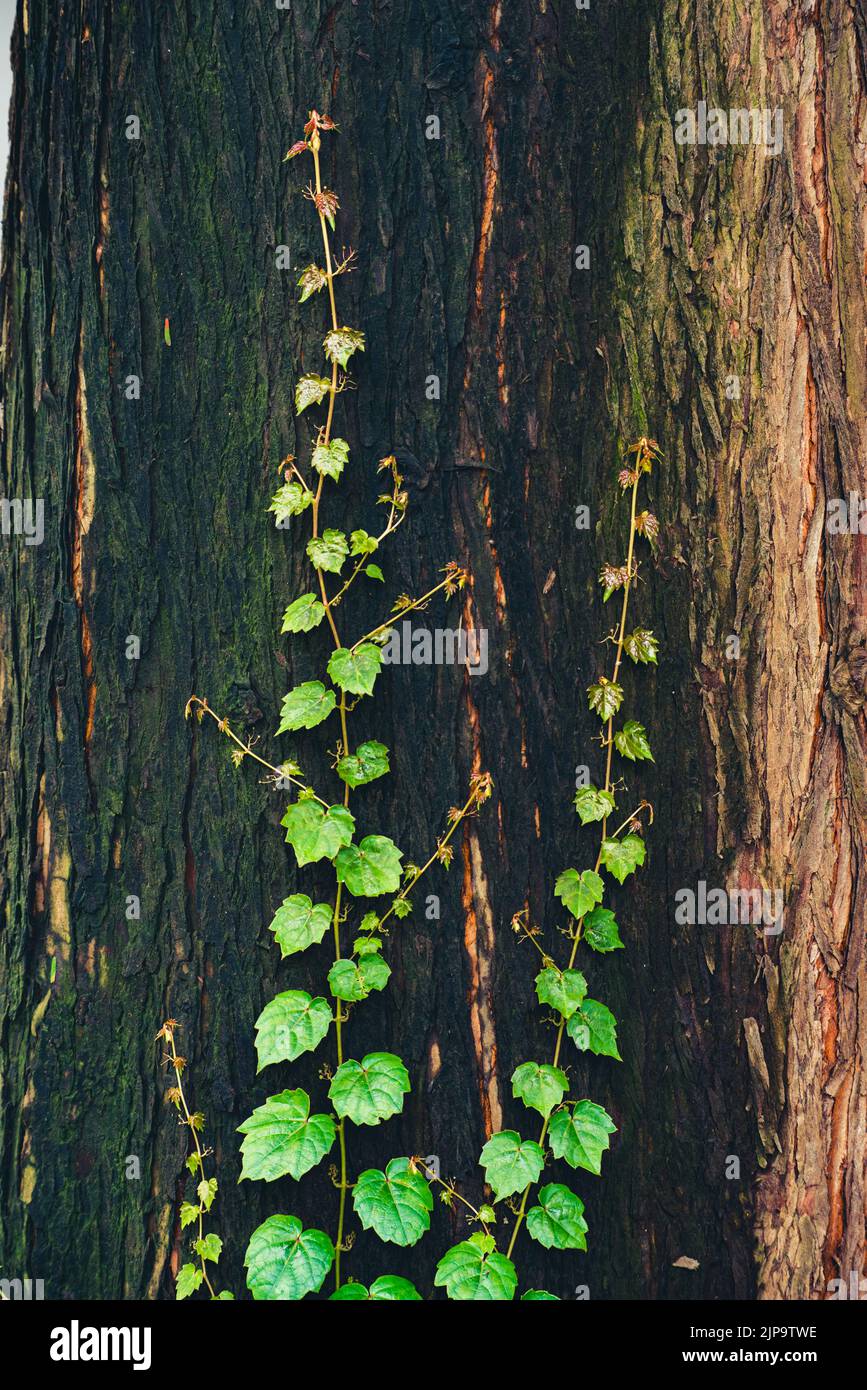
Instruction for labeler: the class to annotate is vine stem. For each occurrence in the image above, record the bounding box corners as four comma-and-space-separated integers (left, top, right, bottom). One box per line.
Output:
413, 1157, 493, 1236
184, 696, 329, 806
161, 1025, 217, 1300
505, 467, 642, 1262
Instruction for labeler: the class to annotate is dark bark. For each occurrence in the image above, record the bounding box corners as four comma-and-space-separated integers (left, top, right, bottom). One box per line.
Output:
1, 0, 863, 1301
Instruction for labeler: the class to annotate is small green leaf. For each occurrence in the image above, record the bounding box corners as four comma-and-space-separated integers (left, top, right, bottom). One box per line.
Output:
522, 1289, 560, 1300
312, 437, 349, 481
353, 1158, 434, 1247
197, 1177, 217, 1211
323, 325, 365, 369
624, 627, 658, 664
282, 802, 354, 865
527, 1183, 588, 1251
179, 1201, 199, 1230
573, 785, 616, 825
549, 1101, 617, 1175
567, 999, 621, 1060
327, 953, 391, 1001
268, 894, 332, 957
194, 1233, 223, 1263
337, 740, 390, 788
297, 264, 327, 302
307, 528, 348, 574
511, 1062, 569, 1118
600, 833, 646, 883
434, 1233, 517, 1301
365, 563, 385, 582
330, 1275, 422, 1301
245, 1215, 334, 1300
327, 644, 382, 696
295, 373, 333, 415
587, 677, 623, 720
254, 990, 332, 1069
583, 906, 624, 953
554, 868, 604, 918
329, 1052, 411, 1126
614, 719, 654, 761
276, 681, 336, 733
238, 1089, 336, 1182
349, 528, 378, 556
534, 967, 587, 1019
268, 481, 314, 524
479, 1130, 545, 1201
281, 593, 325, 633
335, 836, 403, 897
176, 1263, 204, 1300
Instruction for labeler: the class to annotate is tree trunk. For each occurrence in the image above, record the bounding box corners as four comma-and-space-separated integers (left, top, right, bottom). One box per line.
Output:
0, 0, 863, 1300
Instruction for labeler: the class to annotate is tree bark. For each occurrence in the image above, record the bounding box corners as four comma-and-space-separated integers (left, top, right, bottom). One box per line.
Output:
0, 0, 863, 1300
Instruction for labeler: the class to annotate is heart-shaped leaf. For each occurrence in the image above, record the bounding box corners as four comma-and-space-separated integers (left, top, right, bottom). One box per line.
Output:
330, 1275, 422, 1301
554, 868, 604, 918
282, 802, 354, 865
335, 835, 402, 897
238, 1089, 336, 1181
600, 833, 646, 883
566, 998, 621, 1060
254, 990, 331, 1069
245, 1215, 334, 1300
526, 1184, 588, 1251
328, 1052, 410, 1126
276, 682, 336, 733
336, 740, 390, 788
295, 373, 332, 415
307, 529, 348, 574
268, 894, 332, 957
327, 644, 382, 696
479, 1130, 545, 1201
327, 953, 391, 1001
511, 1062, 569, 1118
352, 1158, 433, 1246
548, 1101, 617, 1175
312, 437, 349, 480
534, 967, 587, 1019
434, 1233, 517, 1301
281, 593, 325, 634
582, 906, 624, 953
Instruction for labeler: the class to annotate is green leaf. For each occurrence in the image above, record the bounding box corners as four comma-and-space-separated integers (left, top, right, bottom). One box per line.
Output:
327, 644, 382, 696
238, 1089, 336, 1182
583, 905, 624, 953
254, 990, 332, 1069
337, 740, 390, 788
312, 437, 349, 481
365, 563, 385, 582
522, 1290, 560, 1300
179, 1201, 199, 1230
176, 1263, 204, 1300
434, 1233, 517, 1301
479, 1130, 545, 1201
327, 953, 391, 1001
268, 481, 314, 524
534, 967, 587, 1019
282, 802, 354, 865
194, 1233, 223, 1263
307, 528, 348, 574
330, 1275, 422, 1301
197, 1177, 217, 1211
323, 325, 365, 369
276, 681, 336, 733
245, 1215, 334, 1300
268, 894, 332, 957
600, 833, 646, 883
587, 677, 623, 720
297, 264, 327, 302
624, 627, 659, 664
329, 1052, 410, 1126
573, 785, 616, 825
527, 1183, 588, 1251
295, 373, 333, 415
549, 1101, 617, 1175
281, 593, 325, 634
511, 1062, 569, 1118
335, 836, 403, 897
353, 1158, 433, 1247
614, 719, 654, 761
567, 999, 621, 1060
554, 868, 604, 918
349, 528, 378, 556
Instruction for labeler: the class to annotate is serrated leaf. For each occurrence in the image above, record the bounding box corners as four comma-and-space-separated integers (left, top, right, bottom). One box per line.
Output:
197, 1177, 217, 1211
479, 1130, 545, 1201
337, 740, 390, 788
600, 833, 646, 883
548, 1101, 617, 1175
587, 678, 623, 720
329, 1052, 410, 1126
330, 1275, 422, 1301
245, 1215, 334, 1300
534, 967, 587, 1019
176, 1263, 204, 1300
567, 999, 621, 1060
327, 644, 382, 696
582, 906, 624, 953
254, 991, 332, 1069
269, 481, 314, 524
295, 373, 332, 415
511, 1062, 569, 1118
268, 894, 332, 957
327, 953, 391, 1001
573, 785, 616, 825
349, 529, 378, 556
434, 1234, 517, 1301
276, 681, 336, 733
335, 836, 403, 897
522, 1289, 561, 1300
353, 1158, 433, 1246
238, 1089, 336, 1182
194, 1233, 223, 1263
624, 627, 658, 664
527, 1183, 588, 1251
297, 264, 327, 302
282, 802, 354, 865
614, 719, 654, 762
307, 529, 348, 574
323, 325, 365, 369
179, 1201, 199, 1230
554, 868, 604, 918
312, 437, 349, 480
281, 593, 325, 633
